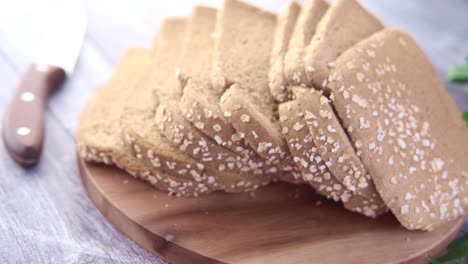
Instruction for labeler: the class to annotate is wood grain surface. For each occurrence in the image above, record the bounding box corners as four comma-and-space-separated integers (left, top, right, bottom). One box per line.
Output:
78, 155, 463, 264
0, 1, 467, 263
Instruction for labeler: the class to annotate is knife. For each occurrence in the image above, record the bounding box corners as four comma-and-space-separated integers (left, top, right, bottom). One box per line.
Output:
0, 0, 87, 167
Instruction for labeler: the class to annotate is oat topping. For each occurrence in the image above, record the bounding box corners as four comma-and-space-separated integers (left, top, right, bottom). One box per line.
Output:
241, 114, 251, 123
325, 29, 467, 230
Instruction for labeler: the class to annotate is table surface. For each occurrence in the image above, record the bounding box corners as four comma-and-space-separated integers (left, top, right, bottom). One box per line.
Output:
0, 0, 467, 263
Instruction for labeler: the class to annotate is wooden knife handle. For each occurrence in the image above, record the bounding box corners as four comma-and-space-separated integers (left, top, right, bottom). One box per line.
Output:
2, 64, 66, 167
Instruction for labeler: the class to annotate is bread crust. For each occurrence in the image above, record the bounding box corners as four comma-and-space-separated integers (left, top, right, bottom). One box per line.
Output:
279, 99, 387, 217
269, 0, 301, 103
304, 0, 383, 90
282, 0, 329, 97
328, 28, 468, 230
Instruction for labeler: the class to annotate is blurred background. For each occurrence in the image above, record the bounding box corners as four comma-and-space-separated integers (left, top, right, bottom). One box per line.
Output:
0, 0, 467, 263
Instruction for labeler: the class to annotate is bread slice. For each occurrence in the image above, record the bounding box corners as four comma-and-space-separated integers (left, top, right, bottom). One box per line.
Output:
212, 0, 303, 183
120, 19, 231, 195
155, 101, 272, 191
343, 195, 388, 218
304, 0, 383, 90
176, 6, 216, 86
181, 80, 246, 152
152, 12, 272, 190
120, 19, 197, 180
328, 28, 468, 230
294, 88, 385, 210
278, 100, 387, 217
278, 100, 349, 202
177, 7, 265, 169
283, 0, 328, 89
294, 89, 379, 198
220, 84, 304, 184
211, 0, 279, 156
111, 149, 214, 197
78, 48, 214, 196
268, 0, 301, 103
78, 48, 150, 166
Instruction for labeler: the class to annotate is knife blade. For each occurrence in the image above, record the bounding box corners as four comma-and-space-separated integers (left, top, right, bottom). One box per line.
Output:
0, 0, 87, 167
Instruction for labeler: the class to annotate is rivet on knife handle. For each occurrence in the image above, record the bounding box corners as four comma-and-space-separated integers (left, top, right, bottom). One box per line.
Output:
2, 64, 66, 167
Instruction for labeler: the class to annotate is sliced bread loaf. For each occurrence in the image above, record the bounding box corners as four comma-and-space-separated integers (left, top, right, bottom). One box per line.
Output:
283, 0, 328, 88
78, 48, 215, 196
211, 0, 279, 156
213, 0, 303, 183
78, 48, 150, 166
119, 19, 229, 194
120, 19, 198, 180
328, 28, 468, 230
177, 7, 263, 165
152, 11, 272, 190
303, 0, 383, 90
268, 0, 301, 103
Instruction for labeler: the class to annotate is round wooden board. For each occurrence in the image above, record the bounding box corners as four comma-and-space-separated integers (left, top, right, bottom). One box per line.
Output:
78, 157, 463, 264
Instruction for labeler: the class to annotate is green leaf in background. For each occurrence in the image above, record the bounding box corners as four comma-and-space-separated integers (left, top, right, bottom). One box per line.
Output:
463, 111, 468, 125
429, 257, 442, 264
430, 234, 468, 264
449, 234, 468, 250
429, 256, 443, 264
448, 65, 468, 83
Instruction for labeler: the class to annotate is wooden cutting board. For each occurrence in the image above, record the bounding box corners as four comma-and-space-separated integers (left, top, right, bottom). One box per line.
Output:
78, 157, 462, 264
